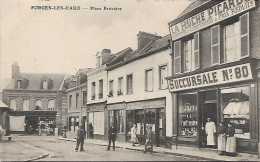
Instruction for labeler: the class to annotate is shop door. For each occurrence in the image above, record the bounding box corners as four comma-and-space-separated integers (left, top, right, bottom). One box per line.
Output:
25, 116, 38, 135
157, 108, 165, 147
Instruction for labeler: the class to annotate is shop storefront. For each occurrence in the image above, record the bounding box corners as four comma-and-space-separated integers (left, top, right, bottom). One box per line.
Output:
125, 98, 166, 146
86, 102, 107, 140
167, 62, 259, 154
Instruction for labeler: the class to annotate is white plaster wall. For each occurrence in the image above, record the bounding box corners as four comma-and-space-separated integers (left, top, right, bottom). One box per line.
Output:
107, 49, 173, 136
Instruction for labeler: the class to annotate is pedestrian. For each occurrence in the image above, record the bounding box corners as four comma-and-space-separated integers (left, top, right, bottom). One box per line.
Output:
46, 125, 51, 136
0, 124, 3, 142
89, 122, 93, 139
199, 126, 207, 148
38, 125, 42, 136
144, 126, 154, 153
217, 122, 227, 156
226, 122, 236, 157
28, 125, 33, 135
106, 123, 117, 151
130, 124, 138, 146
205, 117, 216, 148
75, 126, 85, 152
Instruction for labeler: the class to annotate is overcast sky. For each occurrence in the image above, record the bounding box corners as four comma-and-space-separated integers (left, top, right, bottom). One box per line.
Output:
0, 0, 192, 89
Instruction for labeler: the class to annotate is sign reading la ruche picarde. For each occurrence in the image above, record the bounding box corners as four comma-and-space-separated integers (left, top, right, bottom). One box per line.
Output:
168, 63, 253, 92
169, 0, 256, 41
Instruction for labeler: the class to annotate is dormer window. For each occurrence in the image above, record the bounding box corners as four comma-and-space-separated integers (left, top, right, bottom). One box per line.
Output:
17, 80, 22, 89
43, 81, 48, 89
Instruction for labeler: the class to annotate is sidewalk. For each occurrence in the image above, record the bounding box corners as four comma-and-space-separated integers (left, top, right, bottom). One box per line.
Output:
58, 137, 259, 161
0, 137, 48, 161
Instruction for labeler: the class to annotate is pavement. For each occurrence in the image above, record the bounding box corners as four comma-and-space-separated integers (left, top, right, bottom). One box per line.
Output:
58, 137, 260, 161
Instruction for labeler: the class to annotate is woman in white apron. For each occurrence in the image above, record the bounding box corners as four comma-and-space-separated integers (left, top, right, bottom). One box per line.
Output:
226, 122, 236, 157
130, 124, 138, 146
217, 122, 227, 156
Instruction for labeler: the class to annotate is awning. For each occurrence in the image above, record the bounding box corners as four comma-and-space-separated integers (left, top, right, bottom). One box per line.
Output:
223, 101, 249, 115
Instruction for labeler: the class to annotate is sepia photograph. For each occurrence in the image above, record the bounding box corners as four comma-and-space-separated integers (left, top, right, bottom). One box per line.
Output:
0, 0, 260, 161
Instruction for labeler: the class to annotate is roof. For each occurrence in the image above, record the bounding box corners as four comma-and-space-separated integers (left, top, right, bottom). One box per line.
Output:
0, 100, 8, 107
107, 47, 133, 66
4, 73, 67, 91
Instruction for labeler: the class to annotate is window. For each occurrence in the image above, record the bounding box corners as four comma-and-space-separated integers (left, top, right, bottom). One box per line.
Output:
224, 21, 241, 63
126, 110, 145, 135
108, 80, 114, 97
184, 38, 194, 72
35, 99, 42, 110
10, 99, 16, 110
118, 77, 123, 95
211, 25, 220, 65
109, 110, 125, 133
126, 74, 133, 94
83, 91, 87, 105
99, 79, 103, 98
69, 95, 72, 108
91, 82, 95, 100
48, 99, 54, 110
76, 93, 79, 108
69, 117, 79, 132
17, 80, 22, 89
43, 81, 48, 89
23, 99, 29, 111
145, 69, 153, 92
221, 86, 250, 139
159, 65, 168, 89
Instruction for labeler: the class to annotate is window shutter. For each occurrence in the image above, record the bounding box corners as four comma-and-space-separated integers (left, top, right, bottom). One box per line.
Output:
194, 32, 200, 69
211, 25, 220, 65
174, 41, 181, 74
240, 12, 249, 57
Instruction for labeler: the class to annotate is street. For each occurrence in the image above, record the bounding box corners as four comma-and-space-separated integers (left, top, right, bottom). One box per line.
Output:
2, 136, 210, 161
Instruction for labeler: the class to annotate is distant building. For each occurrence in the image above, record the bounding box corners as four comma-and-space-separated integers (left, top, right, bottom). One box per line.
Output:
2, 62, 68, 135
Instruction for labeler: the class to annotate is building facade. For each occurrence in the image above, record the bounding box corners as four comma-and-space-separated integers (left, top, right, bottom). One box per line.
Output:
2, 62, 68, 135
106, 32, 172, 146
167, 0, 260, 155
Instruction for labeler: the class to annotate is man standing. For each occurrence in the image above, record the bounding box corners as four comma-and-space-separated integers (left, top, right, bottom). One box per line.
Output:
75, 126, 85, 152
0, 124, 3, 142
144, 126, 154, 153
205, 117, 216, 148
106, 123, 117, 151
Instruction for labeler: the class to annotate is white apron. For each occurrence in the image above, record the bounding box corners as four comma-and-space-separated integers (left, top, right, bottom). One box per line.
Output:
205, 121, 216, 146
226, 136, 236, 153
217, 134, 226, 151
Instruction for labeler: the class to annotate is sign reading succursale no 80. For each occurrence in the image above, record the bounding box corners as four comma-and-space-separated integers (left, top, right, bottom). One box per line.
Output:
168, 63, 253, 92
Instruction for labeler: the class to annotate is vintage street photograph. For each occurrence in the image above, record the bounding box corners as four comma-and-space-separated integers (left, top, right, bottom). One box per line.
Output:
0, 0, 260, 161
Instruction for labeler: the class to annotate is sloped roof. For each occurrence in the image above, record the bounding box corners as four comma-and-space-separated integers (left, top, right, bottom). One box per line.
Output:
176, 0, 208, 19
4, 73, 67, 91
107, 47, 133, 66
143, 35, 170, 54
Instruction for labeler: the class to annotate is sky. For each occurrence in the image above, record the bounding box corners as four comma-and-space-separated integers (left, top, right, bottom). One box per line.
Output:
0, 0, 193, 89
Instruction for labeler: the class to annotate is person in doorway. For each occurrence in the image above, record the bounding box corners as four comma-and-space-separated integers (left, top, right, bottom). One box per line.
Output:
205, 117, 216, 148
199, 127, 207, 148
0, 124, 3, 142
106, 123, 117, 151
226, 122, 236, 157
89, 122, 93, 138
144, 126, 154, 153
130, 124, 138, 146
28, 125, 33, 135
217, 122, 227, 156
75, 126, 85, 152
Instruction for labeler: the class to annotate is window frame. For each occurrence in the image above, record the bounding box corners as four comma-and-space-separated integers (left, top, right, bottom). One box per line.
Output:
22, 99, 30, 111
99, 79, 103, 99
9, 98, 16, 110
109, 80, 114, 97
91, 82, 96, 100
47, 99, 55, 111
126, 73, 133, 95
144, 68, 154, 92
183, 37, 195, 72
158, 64, 168, 90
117, 77, 123, 96
43, 81, 48, 89
76, 93, 79, 108
211, 25, 221, 65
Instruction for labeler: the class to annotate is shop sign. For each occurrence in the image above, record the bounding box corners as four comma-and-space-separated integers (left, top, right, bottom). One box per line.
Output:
169, 0, 255, 41
168, 63, 253, 92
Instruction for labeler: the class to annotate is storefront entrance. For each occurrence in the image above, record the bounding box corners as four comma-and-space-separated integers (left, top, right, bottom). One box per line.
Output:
200, 103, 217, 129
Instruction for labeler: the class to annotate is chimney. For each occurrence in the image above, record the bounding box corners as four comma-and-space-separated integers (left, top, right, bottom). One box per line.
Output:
137, 31, 161, 50
12, 62, 20, 79
101, 49, 111, 54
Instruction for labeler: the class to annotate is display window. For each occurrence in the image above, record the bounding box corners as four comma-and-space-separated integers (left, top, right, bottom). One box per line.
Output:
126, 109, 145, 135
109, 110, 125, 133
221, 86, 250, 139
146, 109, 156, 132
179, 93, 198, 137
69, 117, 79, 132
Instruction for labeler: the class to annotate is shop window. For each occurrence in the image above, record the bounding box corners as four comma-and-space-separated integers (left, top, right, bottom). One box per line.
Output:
35, 99, 42, 110
83, 91, 87, 105
145, 69, 153, 92
10, 99, 16, 110
23, 99, 29, 111
126, 74, 133, 94
76, 93, 79, 108
43, 81, 48, 89
48, 99, 54, 110
69, 117, 79, 132
146, 109, 156, 132
221, 86, 250, 139
93, 111, 104, 135
117, 77, 123, 95
109, 110, 125, 133
159, 65, 168, 89
69, 95, 72, 108
108, 80, 114, 97
179, 93, 198, 137
126, 110, 145, 135
91, 82, 95, 100
99, 79, 103, 99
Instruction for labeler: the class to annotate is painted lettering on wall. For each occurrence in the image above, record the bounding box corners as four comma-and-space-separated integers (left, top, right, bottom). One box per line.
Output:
169, 0, 255, 41
168, 63, 253, 92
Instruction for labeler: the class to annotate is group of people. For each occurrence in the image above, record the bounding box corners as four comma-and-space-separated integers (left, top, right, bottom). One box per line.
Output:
203, 118, 236, 157
75, 123, 154, 153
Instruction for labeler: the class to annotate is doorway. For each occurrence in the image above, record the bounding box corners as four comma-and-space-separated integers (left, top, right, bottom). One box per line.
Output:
201, 103, 217, 127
